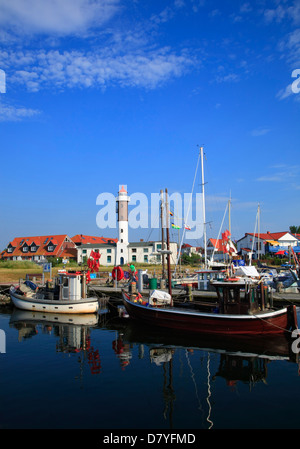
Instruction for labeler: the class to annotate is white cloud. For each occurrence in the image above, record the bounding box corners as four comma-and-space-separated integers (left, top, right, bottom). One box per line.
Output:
256, 164, 300, 183
276, 83, 294, 100
251, 128, 270, 137
240, 3, 252, 14
0, 100, 40, 121
280, 29, 300, 66
2, 47, 194, 92
264, 1, 300, 25
215, 73, 239, 83
0, 0, 119, 36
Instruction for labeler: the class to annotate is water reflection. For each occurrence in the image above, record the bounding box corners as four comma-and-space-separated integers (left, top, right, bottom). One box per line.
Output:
8, 307, 300, 429
9, 309, 101, 377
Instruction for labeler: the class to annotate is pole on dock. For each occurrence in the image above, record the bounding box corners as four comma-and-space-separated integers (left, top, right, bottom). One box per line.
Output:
138, 269, 143, 293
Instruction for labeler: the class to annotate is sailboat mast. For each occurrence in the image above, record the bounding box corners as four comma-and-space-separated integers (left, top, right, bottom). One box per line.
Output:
228, 195, 231, 265
160, 189, 165, 279
258, 203, 260, 261
228, 195, 231, 236
200, 146, 207, 268
165, 188, 173, 301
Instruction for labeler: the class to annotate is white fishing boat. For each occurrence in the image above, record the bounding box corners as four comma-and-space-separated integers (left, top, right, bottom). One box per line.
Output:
10, 271, 99, 314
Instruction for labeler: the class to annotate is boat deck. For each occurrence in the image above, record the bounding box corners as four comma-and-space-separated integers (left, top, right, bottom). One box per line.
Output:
89, 285, 300, 304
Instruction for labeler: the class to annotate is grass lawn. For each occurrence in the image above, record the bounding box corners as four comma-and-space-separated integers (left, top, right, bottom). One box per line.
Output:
0, 261, 187, 284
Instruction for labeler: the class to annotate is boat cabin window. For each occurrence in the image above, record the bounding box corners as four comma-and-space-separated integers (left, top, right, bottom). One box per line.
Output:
63, 277, 69, 287
62, 276, 69, 300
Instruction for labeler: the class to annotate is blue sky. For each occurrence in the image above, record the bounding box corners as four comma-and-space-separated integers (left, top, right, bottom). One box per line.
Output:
0, 0, 300, 250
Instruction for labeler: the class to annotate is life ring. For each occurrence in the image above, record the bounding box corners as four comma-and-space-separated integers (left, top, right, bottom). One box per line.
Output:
112, 266, 124, 281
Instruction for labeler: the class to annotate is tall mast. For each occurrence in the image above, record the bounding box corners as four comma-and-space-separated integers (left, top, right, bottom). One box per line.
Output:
257, 203, 260, 261
200, 146, 207, 268
165, 188, 172, 302
160, 189, 165, 279
228, 194, 231, 265
228, 193, 231, 236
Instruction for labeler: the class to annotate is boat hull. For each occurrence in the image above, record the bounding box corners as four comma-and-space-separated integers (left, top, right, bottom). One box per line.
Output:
122, 292, 295, 336
10, 288, 99, 314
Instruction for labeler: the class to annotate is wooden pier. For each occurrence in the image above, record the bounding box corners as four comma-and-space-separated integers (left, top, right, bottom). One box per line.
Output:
1, 282, 299, 307
88, 284, 300, 305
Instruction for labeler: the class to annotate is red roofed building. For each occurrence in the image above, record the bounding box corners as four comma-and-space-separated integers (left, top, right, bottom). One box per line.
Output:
71, 235, 118, 245
236, 231, 298, 259
1, 235, 76, 262
207, 238, 228, 262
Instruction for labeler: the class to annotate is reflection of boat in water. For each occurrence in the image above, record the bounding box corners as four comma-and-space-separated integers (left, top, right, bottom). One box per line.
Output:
9, 309, 101, 375
102, 314, 299, 364
10, 271, 99, 314
102, 315, 299, 429
10, 309, 98, 327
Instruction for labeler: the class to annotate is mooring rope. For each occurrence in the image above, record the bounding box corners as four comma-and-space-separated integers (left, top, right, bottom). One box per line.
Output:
251, 311, 298, 335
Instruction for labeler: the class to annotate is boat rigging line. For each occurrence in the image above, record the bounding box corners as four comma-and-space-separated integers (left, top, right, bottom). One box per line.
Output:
175, 145, 203, 274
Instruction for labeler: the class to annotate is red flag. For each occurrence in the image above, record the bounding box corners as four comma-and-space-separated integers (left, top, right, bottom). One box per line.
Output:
222, 229, 230, 241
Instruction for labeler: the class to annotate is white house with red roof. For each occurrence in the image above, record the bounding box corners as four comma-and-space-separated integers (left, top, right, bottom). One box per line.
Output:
206, 238, 237, 262
181, 243, 202, 257
1, 235, 76, 262
236, 231, 298, 259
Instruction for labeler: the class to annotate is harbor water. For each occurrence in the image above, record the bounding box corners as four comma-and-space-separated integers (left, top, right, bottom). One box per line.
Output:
1, 305, 300, 430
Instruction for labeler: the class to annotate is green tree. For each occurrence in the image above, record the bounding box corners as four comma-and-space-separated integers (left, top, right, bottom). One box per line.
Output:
289, 226, 300, 234
180, 253, 201, 266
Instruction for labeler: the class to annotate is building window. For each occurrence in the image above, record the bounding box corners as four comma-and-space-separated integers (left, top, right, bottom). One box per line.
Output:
132, 255, 136, 262
23, 246, 28, 253
144, 255, 148, 262
121, 249, 123, 253
143, 248, 148, 253
107, 249, 111, 253
121, 229, 123, 233
132, 248, 137, 253
48, 245, 54, 252
107, 256, 111, 263
157, 244, 162, 250
121, 239, 123, 243
31, 246, 36, 252
82, 249, 87, 254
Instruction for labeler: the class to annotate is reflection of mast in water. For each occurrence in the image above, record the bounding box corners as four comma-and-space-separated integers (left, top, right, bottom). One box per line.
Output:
151, 347, 215, 429
185, 349, 204, 422
150, 348, 176, 429
206, 353, 213, 429
162, 356, 176, 429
